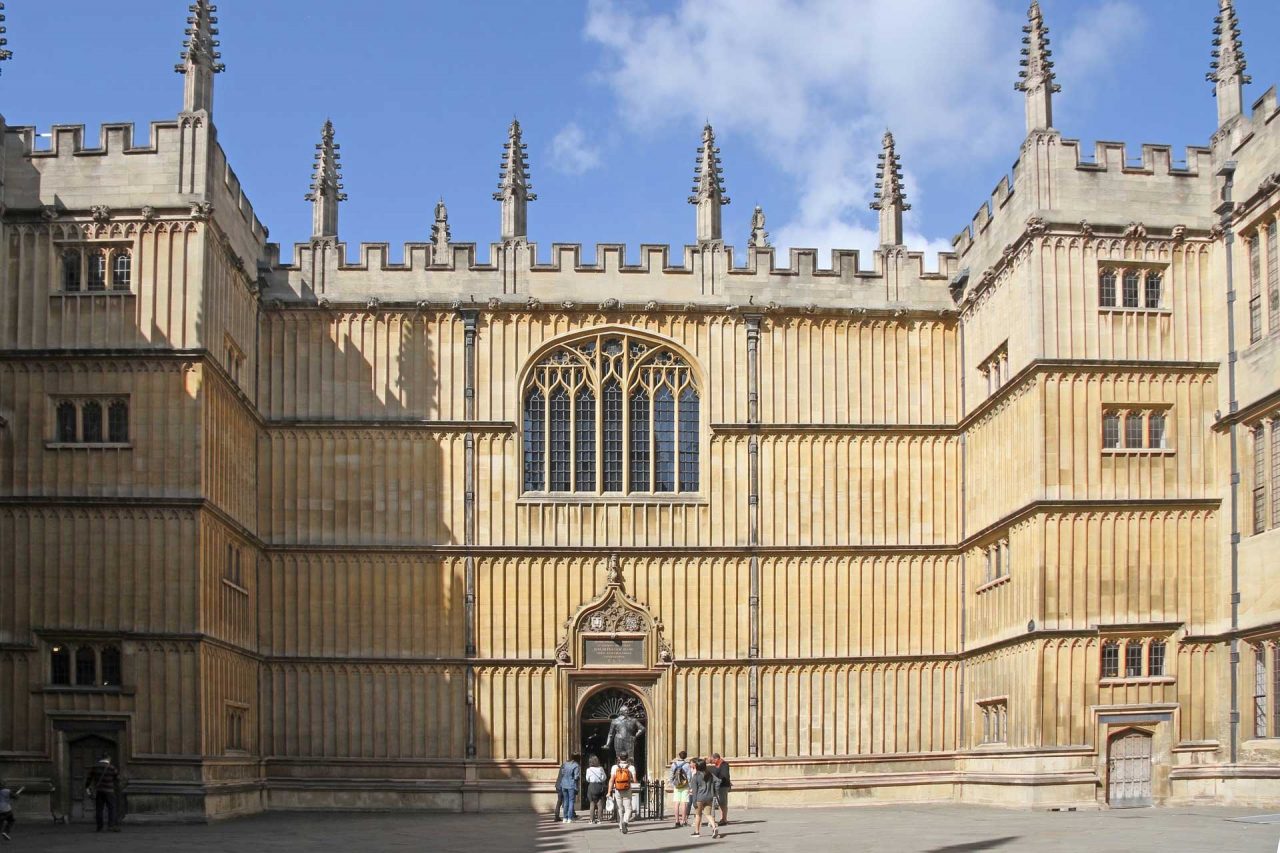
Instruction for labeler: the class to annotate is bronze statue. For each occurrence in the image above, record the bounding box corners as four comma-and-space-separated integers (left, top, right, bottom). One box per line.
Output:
604, 704, 644, 760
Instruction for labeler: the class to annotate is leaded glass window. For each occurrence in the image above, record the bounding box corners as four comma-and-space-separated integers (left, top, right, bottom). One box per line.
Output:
111, 250, 132, 291
1144, 272, 1162, 309
87, 250, 107, 291
75, 646, 96, 685
1269, 221, 1279, 333
101, 645, 122, 687
1122, 270, 1140, 308
522, 331, 700, 494
1148, 640, 1165, 677
1101, 641, 1119, 678
82, 400, 103, 444
50, 645, 71, 685
56, 401, 77, 442
1250, 236, 1263, 343
1125, 640, 1143, 678
1124, 413, 1143, 449
108, 399, 129, 443
1099, 269, 1116, 307
1102, 413, 1120, 449
62, 249, 82, 292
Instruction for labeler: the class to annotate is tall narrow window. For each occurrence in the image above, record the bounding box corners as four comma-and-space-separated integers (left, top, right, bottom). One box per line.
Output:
1273, 645, 1280, 737
1125, 640, 1143, 678
603, 380, 623, 492
548, 387, 571, 492
1255, 425, 1268, 535
1144, 271, 1162, 309
100, 645, 122, 687
50, 645, 71, 685
56, 401, 77, 443
523, 389, 545, 491
1102, 641, 1120, 678
111, 250, 131, 290
653, 386, 675, 492
1250, 236, 1264, 343
1148, 412, 1166, 449
1099, 269, 1117, 307
678, 387, 699, 492
1268, 221, 1279, 333
629, 389, 650, 492
107, 399, 129, 443
1122, 270, 1140, 308
1272, 420, 1280, 527
1102, 412, 1120, 449
1148, 640, 1165, 677
575, 389, 595, 492
87, 250, 107, 291
1124, 412, 1143, 449
81, 401, 103, 443
62, 249, 82, 292
1256, 648, 1269, 738
75, 646, 96, 685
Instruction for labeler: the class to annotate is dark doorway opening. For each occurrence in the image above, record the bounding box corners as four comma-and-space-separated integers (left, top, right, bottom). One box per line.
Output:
579, 687, 648, 783
67, 734, 118, 823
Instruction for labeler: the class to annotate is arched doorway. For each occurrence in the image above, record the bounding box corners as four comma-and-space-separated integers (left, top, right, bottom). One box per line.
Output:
67, 734, 118, 822
580, 687, 648, 782
1107, 728, 1153, 808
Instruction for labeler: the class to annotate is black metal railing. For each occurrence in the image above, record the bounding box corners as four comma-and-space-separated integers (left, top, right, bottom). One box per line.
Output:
588, 779, 666, 822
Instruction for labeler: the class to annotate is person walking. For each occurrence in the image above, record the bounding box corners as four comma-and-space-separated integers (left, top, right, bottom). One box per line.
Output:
0, 780, 21, 841
606, 752, 636, 835
584, 755, 608, 824
556, 753, 581, 824
710, 752, 732, 825
669, 750, 692, 828
689, 758, 721, 839
84, 757, 122, 833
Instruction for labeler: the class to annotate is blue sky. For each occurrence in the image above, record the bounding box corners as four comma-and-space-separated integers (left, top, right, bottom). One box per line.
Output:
2, 1, 1278, 267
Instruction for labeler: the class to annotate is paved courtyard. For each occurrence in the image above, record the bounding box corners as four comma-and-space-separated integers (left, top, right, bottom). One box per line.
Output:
6, 805, 1280, 853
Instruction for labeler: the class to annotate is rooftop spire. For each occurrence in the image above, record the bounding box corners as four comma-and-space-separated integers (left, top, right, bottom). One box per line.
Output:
174, 1, 224, 115
870, 130, 910, 247
0, 3, 13, 73
494, 119, 535, 244
1015, 1, 1060, 133
1208, 0, 1250, 127
431, 198, 451, 263
305, 120, 346, 241
748, 206, 770, 249
689, 123, 730, 245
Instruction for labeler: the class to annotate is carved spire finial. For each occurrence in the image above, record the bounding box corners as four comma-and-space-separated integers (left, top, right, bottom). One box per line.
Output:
305, 119, 346, 241
748, 205, 770, 249
606, 553, 625, 589
690, 123, 730, 245
494, 118, 536, 244
431, 197, 451, 263
1208, 0, 1250, 127
870, 130, 910, 247
1015, 1, 1060, 133
174, 1, 224, 114
0, 3, 13, 73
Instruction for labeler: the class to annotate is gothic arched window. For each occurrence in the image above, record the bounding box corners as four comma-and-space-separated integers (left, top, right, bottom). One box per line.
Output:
522, 331, 700, 495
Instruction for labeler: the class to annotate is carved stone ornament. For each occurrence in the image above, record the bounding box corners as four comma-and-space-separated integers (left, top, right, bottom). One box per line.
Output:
40, 206, 60, 222
562, 300, 576, 311
487, 297, 502, 310
599, 297, 620, 311
1025, 216, 1047, 236
1123, 221, 1147, 241
1171, 224, 1188, 243
644, 300, 659, 312
1208, 224, 1225, 242
553, 553, 674, 667
90, 205, 111, 224
526, 296, 541, 310
1078, 220, 1094, 238
140, 206, 158, 224
417, 299, 431, 311
365, 296, 380, 311
189, 201, 213, 221
1261, 172, 1280, 195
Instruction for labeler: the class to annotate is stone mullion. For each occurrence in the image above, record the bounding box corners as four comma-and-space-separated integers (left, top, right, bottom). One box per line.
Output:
746, 315, 761, 756
461, 311, 478, 765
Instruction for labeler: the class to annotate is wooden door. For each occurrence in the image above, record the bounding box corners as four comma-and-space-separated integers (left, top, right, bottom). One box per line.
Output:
1107, 730, 1152, 808
68, 735, 118, 821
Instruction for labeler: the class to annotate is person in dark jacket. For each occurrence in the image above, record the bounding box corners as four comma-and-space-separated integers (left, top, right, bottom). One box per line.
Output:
0, 779, 21, 840
84, 758, 121, 832
688, 758, 721, 839
710, 752, 732, 824
556, 753, 581, 824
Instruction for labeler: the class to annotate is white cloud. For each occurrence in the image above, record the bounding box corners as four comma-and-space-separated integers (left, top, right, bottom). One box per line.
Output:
584, 0, 1139, 258
549, 122, 603, 175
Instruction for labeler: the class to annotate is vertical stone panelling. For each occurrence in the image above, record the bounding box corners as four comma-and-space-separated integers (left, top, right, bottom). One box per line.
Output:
473, 666, 557, 761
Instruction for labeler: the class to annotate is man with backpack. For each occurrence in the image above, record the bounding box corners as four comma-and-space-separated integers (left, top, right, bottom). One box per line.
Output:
606, 752, 636, 834
555, 753, 581, 824
668, 750, 691, 828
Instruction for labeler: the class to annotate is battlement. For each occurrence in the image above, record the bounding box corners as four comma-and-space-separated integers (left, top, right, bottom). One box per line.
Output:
10, 120, 181, 157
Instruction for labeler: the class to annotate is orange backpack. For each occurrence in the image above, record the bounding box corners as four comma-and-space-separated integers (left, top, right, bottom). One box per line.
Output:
612, 765, 632, 791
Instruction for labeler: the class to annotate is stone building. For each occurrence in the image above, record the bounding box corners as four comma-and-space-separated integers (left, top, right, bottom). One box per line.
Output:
0, 0, 1278, 821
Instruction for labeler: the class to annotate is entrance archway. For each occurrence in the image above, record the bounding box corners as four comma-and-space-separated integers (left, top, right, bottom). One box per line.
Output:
579, 687, 648, 783
1107, 728, 1153, 808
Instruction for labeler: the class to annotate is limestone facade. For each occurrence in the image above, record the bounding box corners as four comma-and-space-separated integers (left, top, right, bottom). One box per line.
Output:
0, 1, 1278, 820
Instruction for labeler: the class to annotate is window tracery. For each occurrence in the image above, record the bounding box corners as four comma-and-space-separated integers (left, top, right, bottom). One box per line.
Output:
522, 331, 700, 495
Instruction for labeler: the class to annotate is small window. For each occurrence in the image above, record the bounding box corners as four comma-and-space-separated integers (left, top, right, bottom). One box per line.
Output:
62, 249, 82, 292
56, 401, 77, 443
1099, 269, 1117, 307
1122, 270, 1140, 308
1124, 413, 1144, 449
226, 706, 248, 752
81, 401, 103, 444
1256, 648, 1268, 738
107, 400, 129, 443
50, 645, 71, 685
1144, 272, 1162, 309
979, 700, 1008, 744
1102, 413, 1120, 449
111, 250, 131, 291
87, 250, 107, 291
75, 645, 96, 685
1148, 412, 1166, 449
1148, 640, 1165, 677
1125, 640, 1143, 678
1101, 641, 1120, 678
100, 645, 122, 687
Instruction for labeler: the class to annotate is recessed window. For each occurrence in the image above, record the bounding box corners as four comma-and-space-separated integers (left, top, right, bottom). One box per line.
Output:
1103, 408, 1171, 453
978, 699, 1008, 744
56, 244, 133, 295
51, 397, 130, 445
225, 542, 243, 586
1251, 416, 1280, 536
50, 645, 71, 685
1101, 637, 1170, 682
1124, 640, 1143, 678
47, 641, 122, 689
62, 249, 82, 292
87, 250, 107, 291
1099, 269, 1117, 307
522, 332, 700, 495
111, 250, 131, 290
1122, 270, 1140, 308
81, 401, 103, 443
1099, 264, 1169, 312
226, 705, 249, 753
1144, 272, 1162, 309
1124, 413, 1143, 449
1101, 641, 1120, 678
1250, 235, 1264, 343
1148, 640, 1165, 677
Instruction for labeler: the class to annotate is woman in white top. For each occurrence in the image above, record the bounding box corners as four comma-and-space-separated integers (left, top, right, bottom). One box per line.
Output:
584, 755, 608, 824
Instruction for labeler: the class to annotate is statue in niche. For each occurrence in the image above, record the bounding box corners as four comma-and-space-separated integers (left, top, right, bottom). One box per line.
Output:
604, 702, 645, 759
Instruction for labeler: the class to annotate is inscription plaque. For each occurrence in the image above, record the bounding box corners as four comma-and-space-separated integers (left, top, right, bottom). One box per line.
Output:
583, 638, 645, 667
